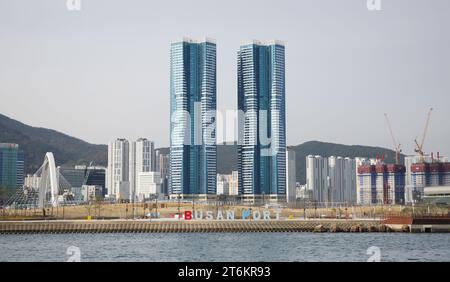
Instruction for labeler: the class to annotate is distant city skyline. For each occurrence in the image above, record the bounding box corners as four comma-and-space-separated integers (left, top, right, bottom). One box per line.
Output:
1, 0, 449, 157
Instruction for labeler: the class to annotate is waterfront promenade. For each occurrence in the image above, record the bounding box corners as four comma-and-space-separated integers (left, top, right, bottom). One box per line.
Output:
1, 202, 448, 234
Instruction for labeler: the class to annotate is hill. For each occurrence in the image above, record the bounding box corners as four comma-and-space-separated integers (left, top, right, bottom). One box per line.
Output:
290, 141, 403, 184
0, 113, 401, 183
213, 141, 401, 184
160, 141, 401, 184
0, 114, 107, 173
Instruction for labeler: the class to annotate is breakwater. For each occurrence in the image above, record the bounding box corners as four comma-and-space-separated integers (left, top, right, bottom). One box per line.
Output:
0, 219, 401, 234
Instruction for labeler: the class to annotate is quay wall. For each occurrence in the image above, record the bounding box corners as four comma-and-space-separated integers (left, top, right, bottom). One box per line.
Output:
0, 220, 388, 234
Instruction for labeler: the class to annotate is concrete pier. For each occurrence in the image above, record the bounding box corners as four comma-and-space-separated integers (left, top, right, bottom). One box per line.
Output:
0, 219, 388, 234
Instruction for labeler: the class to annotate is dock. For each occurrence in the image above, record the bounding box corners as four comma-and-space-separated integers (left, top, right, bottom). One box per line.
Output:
0, 219, 392, 234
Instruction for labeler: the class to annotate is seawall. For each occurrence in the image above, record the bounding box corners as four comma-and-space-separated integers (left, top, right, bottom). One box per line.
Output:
0, 219, 391, 234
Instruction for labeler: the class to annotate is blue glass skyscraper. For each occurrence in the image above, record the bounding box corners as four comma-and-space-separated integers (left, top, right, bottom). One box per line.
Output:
169, 38, 217, 197
237, 40, 286, 202
0, 143, 24, 204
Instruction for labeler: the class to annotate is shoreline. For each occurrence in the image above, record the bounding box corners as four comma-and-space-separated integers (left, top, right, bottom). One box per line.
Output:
0, 219, 415, 234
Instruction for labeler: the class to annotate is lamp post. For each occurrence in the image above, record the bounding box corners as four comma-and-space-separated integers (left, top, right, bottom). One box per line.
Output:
192, 194, 195, 216
177, 193, 181, 220
155, 194, 159, 217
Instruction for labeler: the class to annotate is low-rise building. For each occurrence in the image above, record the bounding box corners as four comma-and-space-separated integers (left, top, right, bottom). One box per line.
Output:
137, 172, 162, 201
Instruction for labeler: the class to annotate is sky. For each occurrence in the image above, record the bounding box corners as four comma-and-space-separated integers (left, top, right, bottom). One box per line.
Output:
0, 0, 449, 156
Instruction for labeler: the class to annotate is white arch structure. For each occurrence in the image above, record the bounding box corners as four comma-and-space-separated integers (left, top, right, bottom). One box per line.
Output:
38, 152, 60, 208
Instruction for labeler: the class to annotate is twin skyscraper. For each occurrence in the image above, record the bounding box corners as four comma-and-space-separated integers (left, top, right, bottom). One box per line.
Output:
169, 37, 286, 203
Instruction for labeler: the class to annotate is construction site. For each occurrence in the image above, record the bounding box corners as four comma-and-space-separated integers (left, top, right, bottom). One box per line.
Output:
357, 108, 450, 206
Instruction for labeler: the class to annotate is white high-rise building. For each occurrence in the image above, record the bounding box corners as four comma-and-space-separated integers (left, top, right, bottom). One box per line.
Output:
229, 171, 239, 196
355, 157, 376, 204
328, 156, 344, 203
306, 155, 330, 203
107, 138, 130, 201
129, 138, 155, 201
155, 149, 170, 196
328, 157, 357, 204
216, 172, 239, 196
217, 174, 230, 195
286, 149, 297, 204
404, 155, 435, 203
344, 157, 357, 204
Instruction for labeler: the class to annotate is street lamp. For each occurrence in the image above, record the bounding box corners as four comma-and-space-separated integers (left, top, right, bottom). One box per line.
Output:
154, 194, 159, 217
177, 193, 181, 220
192, 194, 195, 216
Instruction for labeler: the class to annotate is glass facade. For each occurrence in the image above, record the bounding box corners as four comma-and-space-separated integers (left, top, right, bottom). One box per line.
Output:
0, 143, 24, 189
169, 38, 217, 195
237, 41, 286, 196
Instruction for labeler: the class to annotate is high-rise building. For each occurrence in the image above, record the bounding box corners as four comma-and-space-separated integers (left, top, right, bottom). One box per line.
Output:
229, 171, 239, 196
0, 143, 25, 191
216, 174, 230, 195
216, 172, 240, 197
307, 155, 358, 205
155, 149, 170, 196
410, 161, 450, 203
328, 156, 344, 203
107, 138, 130, 201
329, 157, 357, 204
129, 138, 155, 201
344, 158, 357, 204
286, 149, 297, 204
405, 155, 425, 203
169, 37, 217, 198
306, 155, 329, 203
357, 163, 405, 205
237, 40, 286, 203
357, 164, 377, 205
385, 164, 406, 205
355, 157, 377, 204
403, 154, 450, 203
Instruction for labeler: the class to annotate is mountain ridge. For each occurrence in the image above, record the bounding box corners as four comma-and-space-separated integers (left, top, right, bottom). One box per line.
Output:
0, 113, 402, 183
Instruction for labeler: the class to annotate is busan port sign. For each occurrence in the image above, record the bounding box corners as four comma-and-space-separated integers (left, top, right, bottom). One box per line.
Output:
176, 209, 282, 221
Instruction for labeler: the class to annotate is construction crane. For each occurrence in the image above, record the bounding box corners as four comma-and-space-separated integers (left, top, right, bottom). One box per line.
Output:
384, 113, 402, 164
82, 161, 94, 186
414, 107, 433, 163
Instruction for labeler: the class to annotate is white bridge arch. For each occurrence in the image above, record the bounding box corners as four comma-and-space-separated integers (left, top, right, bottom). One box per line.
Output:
38, 152, 60, 208
3, 152, 79, 209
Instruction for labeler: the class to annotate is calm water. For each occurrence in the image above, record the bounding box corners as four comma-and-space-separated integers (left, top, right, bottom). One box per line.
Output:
0, 233, 449, 262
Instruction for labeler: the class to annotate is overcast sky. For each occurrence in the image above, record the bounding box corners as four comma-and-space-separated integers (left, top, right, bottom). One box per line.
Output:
0, 0, 449, 156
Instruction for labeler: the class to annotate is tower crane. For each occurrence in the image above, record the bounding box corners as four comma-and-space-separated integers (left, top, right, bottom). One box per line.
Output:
384, 113, 402, 164
414, 108, 433, 163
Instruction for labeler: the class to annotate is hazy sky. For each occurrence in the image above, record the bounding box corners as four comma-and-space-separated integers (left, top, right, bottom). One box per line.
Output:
0, 0, 449, 156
